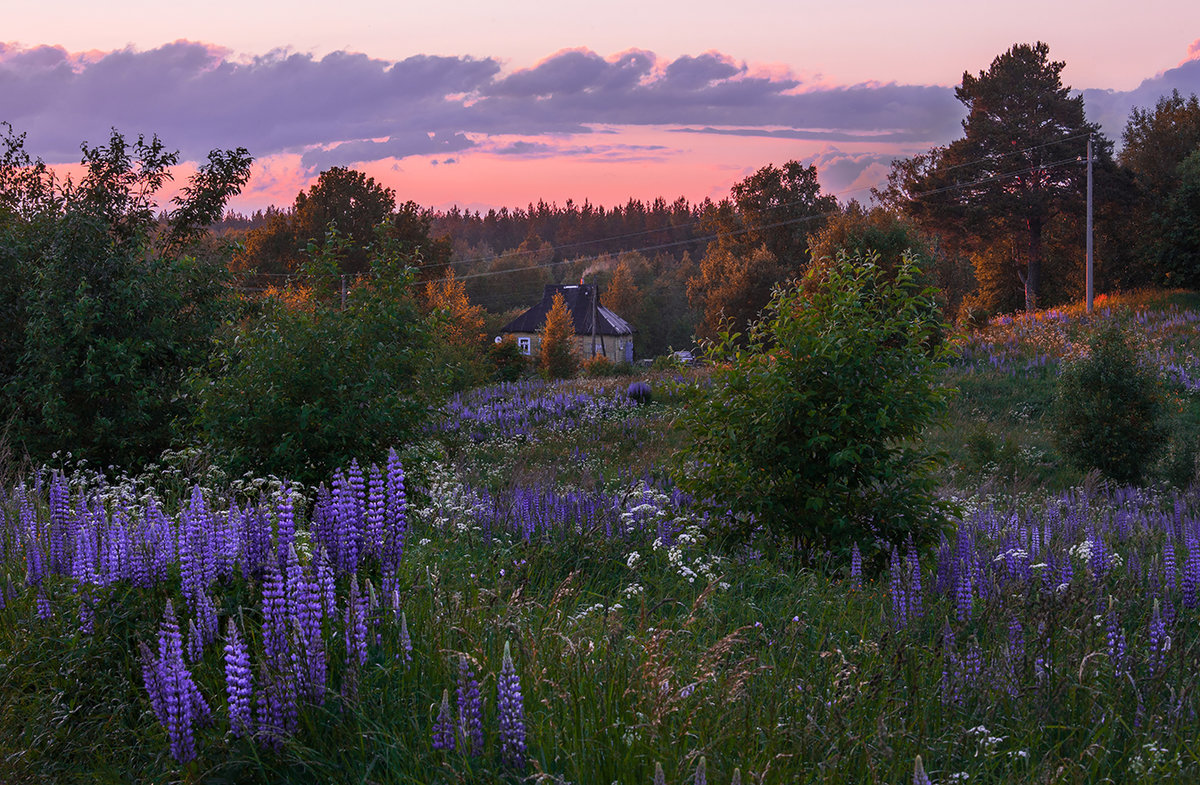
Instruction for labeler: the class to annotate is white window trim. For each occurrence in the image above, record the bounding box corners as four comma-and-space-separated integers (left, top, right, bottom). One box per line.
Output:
517, 336, 531, 355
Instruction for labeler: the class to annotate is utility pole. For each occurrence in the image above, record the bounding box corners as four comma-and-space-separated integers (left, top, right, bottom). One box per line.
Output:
1086, 135, 1094, 314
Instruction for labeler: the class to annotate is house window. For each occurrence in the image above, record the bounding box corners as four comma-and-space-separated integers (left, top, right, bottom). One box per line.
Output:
517, 337, 531, 355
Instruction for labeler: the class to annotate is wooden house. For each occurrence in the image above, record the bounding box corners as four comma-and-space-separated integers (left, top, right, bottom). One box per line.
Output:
499, 284, 634, 363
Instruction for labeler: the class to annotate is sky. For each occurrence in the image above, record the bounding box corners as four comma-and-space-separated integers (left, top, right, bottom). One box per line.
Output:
2, 1, 1199, 213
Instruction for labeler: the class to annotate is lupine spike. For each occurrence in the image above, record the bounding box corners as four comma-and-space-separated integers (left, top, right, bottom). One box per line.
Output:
432, 689, 455, 751
497, 641, 527, 770
913, 755, 931, 785
694, 756, 707, 785
653, 762, 666, 785
730, 768, 741, 785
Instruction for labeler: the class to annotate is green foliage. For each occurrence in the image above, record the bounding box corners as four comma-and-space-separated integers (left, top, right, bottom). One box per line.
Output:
0, 126, 251, 469
538, 292, 578, 380
890, 42, 1105, 313
1051, 323, 1167, 484
191, 224, 440, 485
675, 251, 953, 556
488, 337, 528, 382
1157, 149, 1200, 287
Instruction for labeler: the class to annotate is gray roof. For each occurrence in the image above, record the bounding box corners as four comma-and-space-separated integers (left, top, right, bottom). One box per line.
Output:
501, 284, 633, 336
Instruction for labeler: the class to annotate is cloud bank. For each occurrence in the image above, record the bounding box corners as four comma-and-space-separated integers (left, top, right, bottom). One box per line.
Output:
2, 40, 1197, 207
0, 41, 965, 167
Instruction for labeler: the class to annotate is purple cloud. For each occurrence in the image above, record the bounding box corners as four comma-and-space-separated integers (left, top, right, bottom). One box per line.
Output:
1, 40, 1194, 171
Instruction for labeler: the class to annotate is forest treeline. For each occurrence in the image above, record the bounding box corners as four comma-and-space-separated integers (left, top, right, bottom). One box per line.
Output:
2, 41, 1199, 480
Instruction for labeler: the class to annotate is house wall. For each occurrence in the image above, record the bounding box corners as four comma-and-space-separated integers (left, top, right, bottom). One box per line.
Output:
505, 332, 634, 363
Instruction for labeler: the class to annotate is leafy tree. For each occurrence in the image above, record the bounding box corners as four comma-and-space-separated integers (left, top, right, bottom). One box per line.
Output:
675, 251, 953, 558
604, 259, 642, 325
688, 244, 784, 339
192, 225, 439, 485
1052, 323, 1166, 485
538, 292, 578, 379
1158, 149, 1200, 286
1120, 90, 1200, 197
423, 270, 489, 391
729, 161, 839, 264
891, 42, 1105, 312
689, 161, 837, 338
0, 125, 251, 468
233, 167, 452, 281
1118, 91, 1200, 286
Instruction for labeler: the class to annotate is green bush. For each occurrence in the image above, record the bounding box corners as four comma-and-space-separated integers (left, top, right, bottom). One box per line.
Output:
0, 126, 251, 470
674, 251, 953, 558
488, 336, 528, 382
191, 227, 441, 486
1052, 323, 1167, 484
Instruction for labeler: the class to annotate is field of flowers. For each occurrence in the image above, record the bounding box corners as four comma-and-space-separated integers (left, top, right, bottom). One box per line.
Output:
4, 297, 1200, 783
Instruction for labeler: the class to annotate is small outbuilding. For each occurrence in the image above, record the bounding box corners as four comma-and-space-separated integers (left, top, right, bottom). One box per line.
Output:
500, 284, 635, 363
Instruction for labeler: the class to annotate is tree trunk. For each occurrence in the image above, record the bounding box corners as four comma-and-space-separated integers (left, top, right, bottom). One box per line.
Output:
1025, 215, 1042, 312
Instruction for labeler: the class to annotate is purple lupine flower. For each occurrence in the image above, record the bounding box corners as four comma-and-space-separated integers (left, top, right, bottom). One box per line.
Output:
348, 459, 366, 567
139, 640, 168, 728
1164, 538, 1177, 591
694, 756, 707, 785
955, 554, 973, 622
457, 655, 484, 756
1148, 598, 1169, 678
36, 590, 51, 620
48, 472, 69, 574
889, 548, 907, 629
1183, 531, 1199, 609
314, 546, 337, 620
78, 596, 94, 635
399, 611, 413, 668
906, 544, 923, 620
152, 601, 204, 762
366, 464, 386, 562
913, 755, 932, 785
940, 618, 959, 706
384, 449, 408, 581
1106, 596, 1127, 676
224, 619, 253, 738
1007, 616, 1024, 664
849, 543, 862, 591
195, 590, 219, 648
186, 619, 204, 663
731, 768, 742, 785
432, 689, 456, 751
653, 762, 666, 785
275, 484, 295, 568
261, 558, 289, 670
343, 578, 369, 703
963, 637, 983, 684
497, 641, 527, 770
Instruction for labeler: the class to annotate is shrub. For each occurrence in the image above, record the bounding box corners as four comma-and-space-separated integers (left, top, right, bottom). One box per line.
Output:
489, 336, 527, 382
191, 227, 441, 486
1051, 323, 1167, 485
674, 251, 953, 558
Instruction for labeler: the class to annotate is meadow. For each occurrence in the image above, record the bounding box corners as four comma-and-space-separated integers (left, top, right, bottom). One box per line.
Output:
4, 293, 1200, 784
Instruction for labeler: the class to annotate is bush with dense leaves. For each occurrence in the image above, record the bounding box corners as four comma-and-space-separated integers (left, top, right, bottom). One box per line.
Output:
191, 227, 441, 485
0, 126, 250, 470
674, 250, 953, 557
1052, 323, 1167, 484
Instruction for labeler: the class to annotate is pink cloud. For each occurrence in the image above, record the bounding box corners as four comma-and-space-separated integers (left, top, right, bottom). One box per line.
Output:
1185, 38, 1200, 64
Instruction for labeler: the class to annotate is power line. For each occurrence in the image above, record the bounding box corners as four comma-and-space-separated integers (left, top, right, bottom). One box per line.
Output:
231, 135, 1094, 290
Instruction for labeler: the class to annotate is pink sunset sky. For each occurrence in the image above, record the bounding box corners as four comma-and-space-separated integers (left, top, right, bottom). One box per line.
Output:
3, 1, 1199, 213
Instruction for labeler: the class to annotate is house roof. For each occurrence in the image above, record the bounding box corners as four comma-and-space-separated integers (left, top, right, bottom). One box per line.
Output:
500, 284, 633, 336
